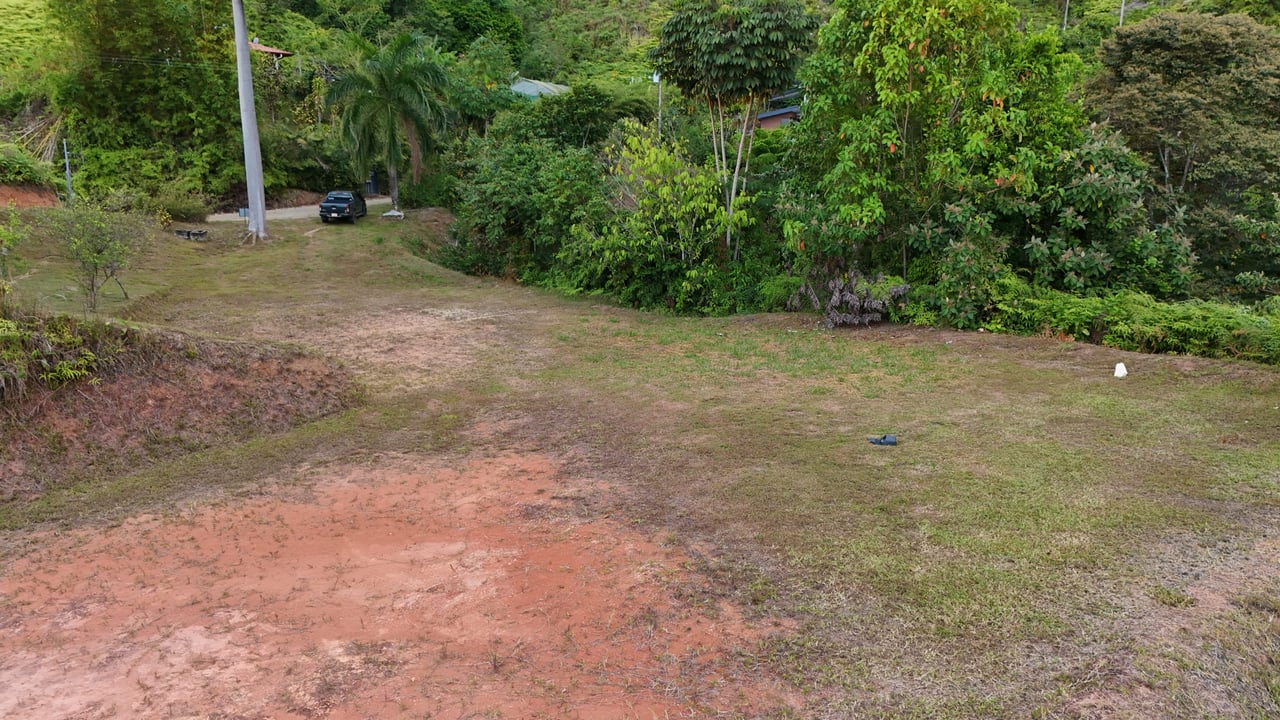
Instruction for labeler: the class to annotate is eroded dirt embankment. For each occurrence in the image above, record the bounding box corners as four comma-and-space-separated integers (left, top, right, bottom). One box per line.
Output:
1, 332, 355, 502
0, 184, 58, 209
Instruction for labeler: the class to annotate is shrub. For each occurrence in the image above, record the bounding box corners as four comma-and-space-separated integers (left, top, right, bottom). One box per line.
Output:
756, 274, 804, 313
0, 308, 142, 403
0, 143, 55, 187
88, 174, 207, 222
906, 202, 1007, 329
982, 275, 1280, 364
1103, 293, 1280, 364
75, 146, 175, 201
985, 273, 1107, 339
396, 153, 455, 209
558, 121, 738, 313
151, 186, 209, 222
791, 271, 910, 329
1014, 127, 1195, 298
444, 133, 606, 280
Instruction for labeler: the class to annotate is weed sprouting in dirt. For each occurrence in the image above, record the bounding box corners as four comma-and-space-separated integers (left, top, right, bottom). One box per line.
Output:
1150, 585, 1198, 608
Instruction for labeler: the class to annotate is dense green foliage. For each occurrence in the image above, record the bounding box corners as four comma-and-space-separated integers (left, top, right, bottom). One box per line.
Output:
446, 37, 519, 137
0, 143, 54, 186
0, 0, 54, 69
793, 0, 1088, 324
651, 0, 818, 256
981, 274, 1280, 364
0, 203, 22, 282
443, 99, 610, 279
561, 120, 732, 311
2, 0, 1279, 363
783, 0, 1234, 333
513, 0, 668, 79
1012, 126, 1194, 297
1086, 12, 1280, 299
48, 0, 243, 201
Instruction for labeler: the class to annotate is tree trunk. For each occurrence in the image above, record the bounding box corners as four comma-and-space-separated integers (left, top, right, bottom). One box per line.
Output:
387, 163, 400, 211
728, 95, 758, 261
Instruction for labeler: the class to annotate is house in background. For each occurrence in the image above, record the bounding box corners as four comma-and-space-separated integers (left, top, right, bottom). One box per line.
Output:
756, 87, 803, 130
248, 40, 293, 58
757, 105, 800, 130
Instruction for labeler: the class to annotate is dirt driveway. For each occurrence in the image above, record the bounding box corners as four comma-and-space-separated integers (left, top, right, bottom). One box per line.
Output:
0, 230, 797, 718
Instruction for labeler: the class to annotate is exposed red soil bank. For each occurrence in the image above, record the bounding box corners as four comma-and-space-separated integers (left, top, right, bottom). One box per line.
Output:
0, 184, 58, 208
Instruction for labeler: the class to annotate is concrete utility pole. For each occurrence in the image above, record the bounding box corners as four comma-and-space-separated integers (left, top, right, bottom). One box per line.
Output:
62, 139, 75, 207
653, 72, 663, 142
232, 0, 267, 239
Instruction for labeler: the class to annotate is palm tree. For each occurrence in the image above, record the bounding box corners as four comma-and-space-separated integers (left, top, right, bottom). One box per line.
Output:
325, 33, 449, 212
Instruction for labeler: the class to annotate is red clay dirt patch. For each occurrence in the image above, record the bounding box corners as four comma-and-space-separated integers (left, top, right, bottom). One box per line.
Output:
0, 452, 796, 718
0, 184, 58, 209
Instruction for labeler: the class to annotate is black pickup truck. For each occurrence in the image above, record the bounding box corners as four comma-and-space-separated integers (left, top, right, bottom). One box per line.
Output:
318, 191, 367, 223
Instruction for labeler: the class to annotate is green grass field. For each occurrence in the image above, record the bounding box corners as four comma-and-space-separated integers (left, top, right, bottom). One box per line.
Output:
4, 211, 1279, 718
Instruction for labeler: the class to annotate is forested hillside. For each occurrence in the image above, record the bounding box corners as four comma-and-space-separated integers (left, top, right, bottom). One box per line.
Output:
1, 0, 1278, 351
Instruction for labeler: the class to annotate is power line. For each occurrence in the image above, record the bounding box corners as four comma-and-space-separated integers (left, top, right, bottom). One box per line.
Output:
91, 53, 238, 72
87, 51, 323, 75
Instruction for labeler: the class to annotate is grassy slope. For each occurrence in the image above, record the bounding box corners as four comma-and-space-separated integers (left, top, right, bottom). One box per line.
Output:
0, 0, 51, 68
4, 214, 1279, 718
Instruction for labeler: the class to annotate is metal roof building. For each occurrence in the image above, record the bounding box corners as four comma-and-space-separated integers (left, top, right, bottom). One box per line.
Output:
510, 78, 570, 98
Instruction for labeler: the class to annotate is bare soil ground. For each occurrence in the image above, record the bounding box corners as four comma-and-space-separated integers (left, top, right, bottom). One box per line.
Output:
0, 452, 793, 718
0, 222, 798, 718
0, 184, 57, 208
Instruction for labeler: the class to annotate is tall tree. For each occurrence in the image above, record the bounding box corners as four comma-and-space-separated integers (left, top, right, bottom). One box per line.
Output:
447, 36, 517, 138
1087, 12, 1280, 298
797, 0, 1081, 260
793, 0, 1196, 328
325, 32, 450, 211
650, 0, 817, 258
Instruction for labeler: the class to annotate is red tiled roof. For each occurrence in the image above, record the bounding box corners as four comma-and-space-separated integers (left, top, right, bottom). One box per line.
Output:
249, 42, 293, 57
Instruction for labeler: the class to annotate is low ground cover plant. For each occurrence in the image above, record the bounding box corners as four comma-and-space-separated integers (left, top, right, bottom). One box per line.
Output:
978, 275, 1280, 364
